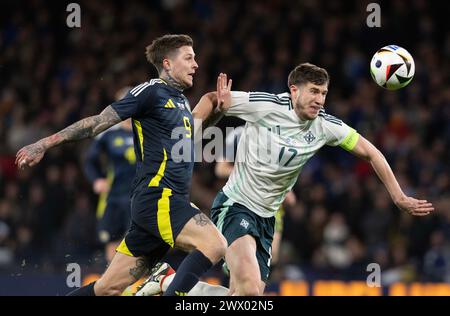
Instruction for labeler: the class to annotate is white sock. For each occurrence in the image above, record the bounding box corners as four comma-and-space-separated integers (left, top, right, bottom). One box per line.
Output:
187, 281, 229, 296
161, 273, 229, 296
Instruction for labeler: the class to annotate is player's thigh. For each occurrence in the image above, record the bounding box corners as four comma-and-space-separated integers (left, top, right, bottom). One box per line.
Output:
226, 235, 261, 284
175, 213, 227, 260
211, 192, 275, 284
133, 187, 226, 259
116, 218, 171, 269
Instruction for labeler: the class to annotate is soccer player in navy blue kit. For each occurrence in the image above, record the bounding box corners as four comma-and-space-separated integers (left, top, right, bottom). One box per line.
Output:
84, 88, 135, 263
16, 34, 227, 296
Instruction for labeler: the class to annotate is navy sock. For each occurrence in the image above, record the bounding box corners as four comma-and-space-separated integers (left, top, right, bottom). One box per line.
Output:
66, 282, 96, 296
164, 250, 213, 296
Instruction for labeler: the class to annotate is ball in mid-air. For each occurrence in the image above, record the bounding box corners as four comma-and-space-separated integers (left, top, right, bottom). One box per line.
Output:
370, 45, 415, 90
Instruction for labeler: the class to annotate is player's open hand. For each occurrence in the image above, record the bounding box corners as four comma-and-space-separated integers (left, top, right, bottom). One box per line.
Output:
217, 73, 232, 112
15, 142, 46, 169
395, 196, 434, 216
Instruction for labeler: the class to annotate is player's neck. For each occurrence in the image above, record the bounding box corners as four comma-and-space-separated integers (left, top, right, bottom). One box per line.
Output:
293, 106, 308, 122
160, 71, 185, 92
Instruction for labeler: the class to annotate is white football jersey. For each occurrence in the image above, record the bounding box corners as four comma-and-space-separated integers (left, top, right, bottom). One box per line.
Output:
222, 91, 359, 218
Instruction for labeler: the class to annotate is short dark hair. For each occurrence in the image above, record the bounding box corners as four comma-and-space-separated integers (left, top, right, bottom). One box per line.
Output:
145, 34, 193, 73
287, 63, 329, 87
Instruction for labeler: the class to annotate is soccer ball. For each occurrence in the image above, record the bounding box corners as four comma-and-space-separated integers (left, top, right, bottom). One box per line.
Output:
370, 45, 415, 90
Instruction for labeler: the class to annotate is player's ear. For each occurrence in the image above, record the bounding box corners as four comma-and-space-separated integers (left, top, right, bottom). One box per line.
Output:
289, 84, 299, 97
162, 58, 171, 72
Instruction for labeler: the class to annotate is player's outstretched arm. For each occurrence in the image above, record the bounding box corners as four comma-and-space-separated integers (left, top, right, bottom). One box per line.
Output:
16, 105, 121, 169
192, 92, 218, 126
349, 135, 434, 216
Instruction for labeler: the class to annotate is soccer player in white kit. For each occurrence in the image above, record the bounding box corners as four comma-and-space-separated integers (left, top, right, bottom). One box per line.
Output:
137, 63, 434, 296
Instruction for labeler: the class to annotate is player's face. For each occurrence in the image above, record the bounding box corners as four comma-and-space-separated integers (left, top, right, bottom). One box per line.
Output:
167, 46, 198, 89
291, 82, 328, 120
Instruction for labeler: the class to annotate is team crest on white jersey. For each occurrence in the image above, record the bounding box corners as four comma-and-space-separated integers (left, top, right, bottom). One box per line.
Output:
303, 131, 316, 144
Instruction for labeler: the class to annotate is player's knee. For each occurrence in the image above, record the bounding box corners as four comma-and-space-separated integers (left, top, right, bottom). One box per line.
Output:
234, 272, 261, 296
217, 234, 228, 255
200, 234, 227, 263
236, 281, 261, 296
212, 234, 228, 260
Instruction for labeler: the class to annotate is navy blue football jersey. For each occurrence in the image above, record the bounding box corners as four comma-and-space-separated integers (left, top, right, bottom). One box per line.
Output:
111, 79, 194, 197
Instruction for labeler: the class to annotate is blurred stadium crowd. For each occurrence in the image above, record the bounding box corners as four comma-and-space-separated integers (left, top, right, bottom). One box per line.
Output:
0, 0, 449, 285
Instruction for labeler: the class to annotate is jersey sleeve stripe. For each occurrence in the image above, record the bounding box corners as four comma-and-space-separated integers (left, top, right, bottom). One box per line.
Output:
318, 113, 342, 121
249, 97, 290, 105
250, 91, 288, 99
249, 96, 290, 104
318, 109, 342, 122
324, 115, 342, 123
250, 92, 291, 102
318, 114, 343, 125
130, 83, 147, 95
130, 79, 164, 97
249, 95, 290, 105
249, 93, 293, 109
318, 116, 342, 125
132, 83, 151, 96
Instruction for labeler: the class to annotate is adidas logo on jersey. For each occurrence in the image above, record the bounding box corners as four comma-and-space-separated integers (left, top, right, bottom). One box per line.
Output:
164, 99, 186, 110
240, 219, 249, 229
164, 99, 177, 108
